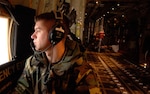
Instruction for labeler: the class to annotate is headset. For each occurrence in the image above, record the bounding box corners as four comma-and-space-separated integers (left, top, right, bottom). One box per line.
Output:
49, 11, 65, 46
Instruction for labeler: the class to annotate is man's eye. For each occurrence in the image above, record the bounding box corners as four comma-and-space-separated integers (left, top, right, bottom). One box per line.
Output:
36, 29, 40, 32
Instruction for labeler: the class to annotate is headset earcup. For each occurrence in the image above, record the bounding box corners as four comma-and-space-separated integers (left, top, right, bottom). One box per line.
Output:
49, 25, 65, 45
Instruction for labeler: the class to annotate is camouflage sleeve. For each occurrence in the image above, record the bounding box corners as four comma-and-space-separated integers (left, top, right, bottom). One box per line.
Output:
13, 56, 35, 94
74, 62, 102, 94
85, 69, 102, 94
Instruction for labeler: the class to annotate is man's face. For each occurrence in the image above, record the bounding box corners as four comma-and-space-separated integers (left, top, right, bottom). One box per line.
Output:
31, 20, 55, 51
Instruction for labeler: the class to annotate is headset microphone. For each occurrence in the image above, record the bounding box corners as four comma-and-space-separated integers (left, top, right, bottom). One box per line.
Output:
30, 41, 52, 54
30, 41, 36, 52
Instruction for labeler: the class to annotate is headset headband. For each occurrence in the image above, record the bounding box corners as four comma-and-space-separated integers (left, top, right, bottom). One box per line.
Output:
53, 11, 63, 20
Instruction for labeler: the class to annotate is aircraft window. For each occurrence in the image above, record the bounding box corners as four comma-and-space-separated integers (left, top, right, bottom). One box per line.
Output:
0, 16, 11, 65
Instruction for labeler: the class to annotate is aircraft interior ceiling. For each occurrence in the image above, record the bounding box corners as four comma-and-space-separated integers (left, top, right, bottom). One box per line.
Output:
86, 0, 150, 21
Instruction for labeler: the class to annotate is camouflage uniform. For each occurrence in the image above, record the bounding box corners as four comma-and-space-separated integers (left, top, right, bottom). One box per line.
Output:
14, 39, 101, 94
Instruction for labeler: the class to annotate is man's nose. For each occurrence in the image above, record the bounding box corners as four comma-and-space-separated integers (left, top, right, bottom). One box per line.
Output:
31, 32, 36, 39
